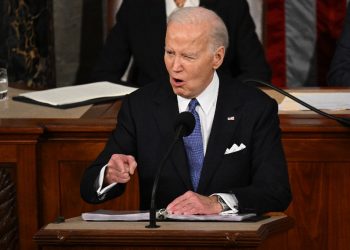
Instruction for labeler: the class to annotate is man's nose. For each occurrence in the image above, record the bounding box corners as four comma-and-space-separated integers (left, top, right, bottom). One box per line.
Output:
172, 56, 183, 72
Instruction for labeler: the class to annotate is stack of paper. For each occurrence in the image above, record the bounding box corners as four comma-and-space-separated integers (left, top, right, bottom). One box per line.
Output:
81, 210, 256, 222
12, 81, 137, 109
279, 92, 350, 111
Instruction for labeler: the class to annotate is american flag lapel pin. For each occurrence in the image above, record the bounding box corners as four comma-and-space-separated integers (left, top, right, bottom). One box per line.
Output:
227, 116, 235, 121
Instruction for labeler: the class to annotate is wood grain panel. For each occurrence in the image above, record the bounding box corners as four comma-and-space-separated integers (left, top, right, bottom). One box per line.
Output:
33, 215, 293, 250
0, 145, 17, 162
283, 138, 350, 162
16, 144, 38, 250
59, 161, 139, 219
0, 143, 39, 250
286, 161, 350, 250
39, 141, 106, 225
39, 141, 139, 226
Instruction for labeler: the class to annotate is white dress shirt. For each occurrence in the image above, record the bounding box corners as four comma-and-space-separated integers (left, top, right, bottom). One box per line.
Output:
177, 71, 219, 154
165, 0, 200, 17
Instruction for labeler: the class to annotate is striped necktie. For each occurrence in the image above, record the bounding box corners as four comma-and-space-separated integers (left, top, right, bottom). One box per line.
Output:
183, 98, 204, 191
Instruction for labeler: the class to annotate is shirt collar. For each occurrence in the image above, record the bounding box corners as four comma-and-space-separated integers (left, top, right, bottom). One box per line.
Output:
177, 71, 219, 115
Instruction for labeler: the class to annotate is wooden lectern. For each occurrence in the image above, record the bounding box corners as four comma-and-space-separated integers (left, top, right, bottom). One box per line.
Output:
34, 214, 293, 250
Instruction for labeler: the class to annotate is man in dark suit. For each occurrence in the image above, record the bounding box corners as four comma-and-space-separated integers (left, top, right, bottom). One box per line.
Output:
81, 7, 291, 215
328, 4, 350, 86
90, 0, 271, 87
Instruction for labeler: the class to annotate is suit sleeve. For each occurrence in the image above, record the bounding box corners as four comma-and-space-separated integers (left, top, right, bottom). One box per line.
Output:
89, 1, 132, 84
228, 0, 272, 82
327, 6, 350, 86
232, 97, 292, 214
80, 95, 137, 204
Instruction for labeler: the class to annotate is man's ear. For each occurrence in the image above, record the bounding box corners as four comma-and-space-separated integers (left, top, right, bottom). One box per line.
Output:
213, 46, 225, 69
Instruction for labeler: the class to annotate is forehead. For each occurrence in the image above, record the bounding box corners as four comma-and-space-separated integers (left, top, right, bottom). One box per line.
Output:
165, 22, 210, 47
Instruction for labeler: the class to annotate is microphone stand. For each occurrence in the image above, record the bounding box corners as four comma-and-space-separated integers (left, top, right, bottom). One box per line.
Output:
244, 79, 350, 127
146, 128, 183, 228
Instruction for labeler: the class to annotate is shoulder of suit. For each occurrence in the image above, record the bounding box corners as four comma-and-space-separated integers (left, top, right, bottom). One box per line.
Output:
219, 74, 275, 105
127, 79, 171, 101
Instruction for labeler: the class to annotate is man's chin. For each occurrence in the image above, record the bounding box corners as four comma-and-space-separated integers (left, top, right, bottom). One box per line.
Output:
172, 86, 190, 98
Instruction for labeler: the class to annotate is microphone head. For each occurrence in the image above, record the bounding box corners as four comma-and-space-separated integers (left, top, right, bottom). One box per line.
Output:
174, 111, 195, 137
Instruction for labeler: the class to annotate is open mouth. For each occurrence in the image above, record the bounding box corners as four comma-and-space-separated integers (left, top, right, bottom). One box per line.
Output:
174, 78, 183, 83
172, 77, 184, 85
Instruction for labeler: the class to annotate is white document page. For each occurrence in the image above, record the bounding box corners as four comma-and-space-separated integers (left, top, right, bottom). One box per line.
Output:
165, 213, 256, 222
82, 210, 149, 221
81, 210, 256, 222
16, 81, 137, 106
279, 92, 350, 111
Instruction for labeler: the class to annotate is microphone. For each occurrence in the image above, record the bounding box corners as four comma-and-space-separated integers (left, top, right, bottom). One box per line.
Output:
146, 111, 195, 228
244, 79, 350, 127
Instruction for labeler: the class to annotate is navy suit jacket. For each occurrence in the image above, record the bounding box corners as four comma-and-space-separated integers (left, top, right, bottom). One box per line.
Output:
91, 0, 271, 86
80, 74, 292, 214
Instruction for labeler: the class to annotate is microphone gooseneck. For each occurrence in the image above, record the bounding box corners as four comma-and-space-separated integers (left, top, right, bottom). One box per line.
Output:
146, 111, 195, 228
244, 79, 350, 127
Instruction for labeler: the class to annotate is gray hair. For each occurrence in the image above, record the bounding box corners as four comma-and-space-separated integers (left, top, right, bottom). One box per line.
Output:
167, 7, 229, 51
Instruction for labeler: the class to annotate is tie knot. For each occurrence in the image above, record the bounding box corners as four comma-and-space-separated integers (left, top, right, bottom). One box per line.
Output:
174, 0, 186, 8
188, 98, 199, 112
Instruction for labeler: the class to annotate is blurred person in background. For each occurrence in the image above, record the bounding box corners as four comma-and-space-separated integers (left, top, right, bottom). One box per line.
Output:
91, 0, 271, 87
328, 4, 350, 86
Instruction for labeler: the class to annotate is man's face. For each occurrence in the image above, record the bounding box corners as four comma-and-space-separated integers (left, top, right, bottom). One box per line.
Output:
164, 22, 224, 99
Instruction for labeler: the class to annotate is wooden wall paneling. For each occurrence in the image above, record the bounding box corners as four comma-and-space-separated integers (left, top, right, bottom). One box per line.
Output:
38, 119, 116, 226
328, 162, 350, 250
286, 161, 350, 250
16, 144, 39, 250
283, 138, 350, 162
286, 162, 331, 249
39, 141, 61, 226
281, 130, 350, 250
0, 124, 42, 250
59, 161, 140, 218
39, 140, 140, 226
0, 144, 17, 163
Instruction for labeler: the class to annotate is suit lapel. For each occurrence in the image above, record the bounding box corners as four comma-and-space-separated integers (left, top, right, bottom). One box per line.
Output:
171, 135, 193, 190
152, 82, 193, 190
153, 83, 177, 140
197, 78, 244, 193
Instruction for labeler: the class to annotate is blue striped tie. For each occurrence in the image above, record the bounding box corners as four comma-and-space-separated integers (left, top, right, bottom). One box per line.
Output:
183, 99, 204, 191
